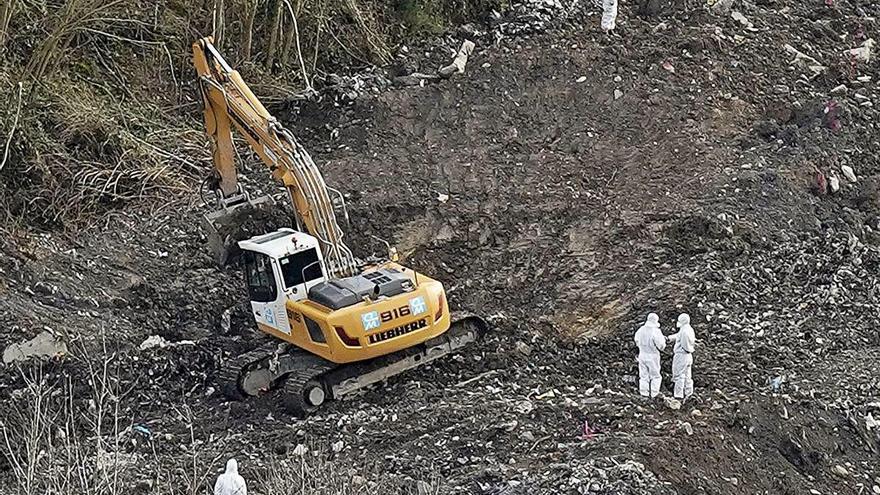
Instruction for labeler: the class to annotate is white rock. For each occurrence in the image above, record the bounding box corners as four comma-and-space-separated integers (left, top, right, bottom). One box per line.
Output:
730, 11, 753, 29
139, 335, 170, 350
829, 176, 840, 193
784, 44, 826, 75
847, 39, 875, 63
576, 76, 587, 83
681, 422, 694, 435
292, 444, 308, 455
830, 84, 848, 95
664, 397, 682, 410
3, 331, 68, 364
614, 89, 624, 100
438, 40, 475, 78
841, 165, 857, 183
831, 465, 849, 477
332, 440, 345, 453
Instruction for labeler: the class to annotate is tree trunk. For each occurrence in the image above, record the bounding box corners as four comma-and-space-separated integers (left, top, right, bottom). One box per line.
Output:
280, 18, 293, 71
264, 0, 283, 71
212, 0, 225, 46
240, 0, 256, 62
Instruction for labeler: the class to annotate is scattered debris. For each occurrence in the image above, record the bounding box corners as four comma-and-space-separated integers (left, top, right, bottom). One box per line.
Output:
847, 39, 875, 63
514, 341, 532, 356
828, 173, 840, 193
784, 44, 826, 76
823, 101, 842, 131
730, 11, 754, 30
438, 40, 476, 79
831, 465, 849, 477
681, 422, 694, 435
138, 335, 195, 351
582, 418, 597, 439
866, 413, 878, 431
813, 169, 827, 196
3, 331, 68, 364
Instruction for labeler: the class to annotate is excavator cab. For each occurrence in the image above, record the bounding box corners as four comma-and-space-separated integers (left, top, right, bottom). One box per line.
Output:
238, 228, 328, 337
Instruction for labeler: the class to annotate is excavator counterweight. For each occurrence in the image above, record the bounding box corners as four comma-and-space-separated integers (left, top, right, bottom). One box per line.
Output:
192, 37, 486, 416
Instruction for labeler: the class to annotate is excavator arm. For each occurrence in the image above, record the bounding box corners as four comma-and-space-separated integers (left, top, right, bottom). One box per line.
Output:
193, 37, 357, 278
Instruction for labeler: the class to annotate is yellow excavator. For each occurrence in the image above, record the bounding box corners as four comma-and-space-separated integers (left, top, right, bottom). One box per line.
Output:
192, 37, 485, 415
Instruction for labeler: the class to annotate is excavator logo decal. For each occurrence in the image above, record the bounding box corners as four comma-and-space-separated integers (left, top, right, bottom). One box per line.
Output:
409, 296, 427, 316
362, 311, 381, 331
368, 318, 428, 344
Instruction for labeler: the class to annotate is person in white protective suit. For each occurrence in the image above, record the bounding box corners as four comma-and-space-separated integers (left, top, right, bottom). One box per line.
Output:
634, 313, 666, 397
667, 313, 696, 399
214, 458, 247, 495
601, 0, 618, 33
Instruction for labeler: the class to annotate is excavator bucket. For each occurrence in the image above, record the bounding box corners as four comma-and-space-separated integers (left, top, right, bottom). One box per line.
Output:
202, 194, 278, 265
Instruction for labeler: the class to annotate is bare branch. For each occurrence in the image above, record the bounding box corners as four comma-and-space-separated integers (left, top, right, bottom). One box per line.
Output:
0, 81, 22, 172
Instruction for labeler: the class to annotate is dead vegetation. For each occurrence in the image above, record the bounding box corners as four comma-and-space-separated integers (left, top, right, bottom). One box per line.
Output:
0, 337, 428, 494
0, 0, 500, 227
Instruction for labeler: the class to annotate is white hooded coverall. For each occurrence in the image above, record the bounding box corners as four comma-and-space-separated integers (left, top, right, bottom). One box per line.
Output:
634, 313, 666, 397
668, 313, 695, 399
601, 0, 618, 32
214, 458, 247, 495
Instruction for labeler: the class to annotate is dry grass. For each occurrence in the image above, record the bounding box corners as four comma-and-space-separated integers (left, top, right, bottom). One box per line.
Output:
253, 451, 441, 495
0, 337, 216, 495
0, 0, 502, 229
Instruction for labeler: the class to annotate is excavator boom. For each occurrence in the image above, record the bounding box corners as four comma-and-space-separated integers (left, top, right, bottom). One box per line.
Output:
193, 37, 356, 277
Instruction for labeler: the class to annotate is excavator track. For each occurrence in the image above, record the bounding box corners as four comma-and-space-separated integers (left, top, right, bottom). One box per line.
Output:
217, 313, 488, 416
217, 341, 282, 400
277, 352, 336, 416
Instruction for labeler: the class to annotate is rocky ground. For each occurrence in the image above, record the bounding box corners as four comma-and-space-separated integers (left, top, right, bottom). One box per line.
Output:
2, 0, 880, 494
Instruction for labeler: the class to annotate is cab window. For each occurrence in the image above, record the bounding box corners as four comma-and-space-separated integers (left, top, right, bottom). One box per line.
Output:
243, 251, 277, 302
279, 248, 324, 289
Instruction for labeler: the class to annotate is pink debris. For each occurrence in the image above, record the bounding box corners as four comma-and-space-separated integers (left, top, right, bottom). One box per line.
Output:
582, 419, 597, 440
823, 101, 842, 131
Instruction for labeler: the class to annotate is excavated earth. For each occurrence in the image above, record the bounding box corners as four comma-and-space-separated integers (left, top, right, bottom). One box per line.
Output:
2, 1, 880, 494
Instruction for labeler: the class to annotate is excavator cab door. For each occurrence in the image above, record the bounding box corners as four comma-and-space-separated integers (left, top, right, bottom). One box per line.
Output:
242, 250, 291, 335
